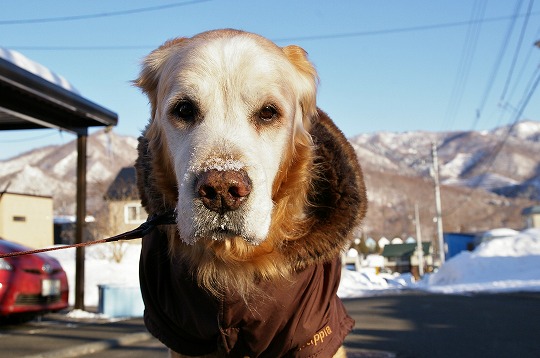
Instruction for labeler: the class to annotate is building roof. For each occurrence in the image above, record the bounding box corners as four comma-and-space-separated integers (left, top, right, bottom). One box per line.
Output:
0, 48, 79, 93
522, 206, 540, 216
381, 242, 431, 258
0, 50, 117, 134
0, 191, 52, 200
104, 167, 139, 201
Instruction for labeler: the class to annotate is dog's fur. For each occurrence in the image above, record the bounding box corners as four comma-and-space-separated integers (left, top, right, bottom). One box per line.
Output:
135, 29, 367, 357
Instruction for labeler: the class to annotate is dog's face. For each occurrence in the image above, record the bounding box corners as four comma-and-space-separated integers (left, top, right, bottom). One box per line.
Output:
137, 30, 318, 246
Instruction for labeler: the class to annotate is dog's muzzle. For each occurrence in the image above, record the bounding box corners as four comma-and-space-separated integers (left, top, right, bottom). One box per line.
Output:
196, 169, 252, 214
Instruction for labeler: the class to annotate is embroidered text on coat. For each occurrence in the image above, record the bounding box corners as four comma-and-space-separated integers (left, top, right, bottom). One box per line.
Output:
298, 325, 333, 351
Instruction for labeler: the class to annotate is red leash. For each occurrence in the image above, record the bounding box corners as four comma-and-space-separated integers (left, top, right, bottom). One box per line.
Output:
0, 211, 176, 258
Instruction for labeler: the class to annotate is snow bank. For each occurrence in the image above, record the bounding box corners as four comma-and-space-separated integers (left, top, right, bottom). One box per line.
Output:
481, 228, 520, 241
66, 309, 107, 320
418, 228, 540, 294
338, 270, 390, 297
338, 269, 415, 298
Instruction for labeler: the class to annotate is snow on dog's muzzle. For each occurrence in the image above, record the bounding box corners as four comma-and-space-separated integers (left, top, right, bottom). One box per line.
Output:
195, 169, 252, 214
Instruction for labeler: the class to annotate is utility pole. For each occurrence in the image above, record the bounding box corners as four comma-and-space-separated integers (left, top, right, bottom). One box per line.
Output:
431, 142, 445, 265
414, 202, 424, 277
75, 132, 87, 310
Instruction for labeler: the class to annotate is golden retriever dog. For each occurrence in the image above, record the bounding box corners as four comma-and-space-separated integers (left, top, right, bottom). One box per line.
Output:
135, 29, 367, 357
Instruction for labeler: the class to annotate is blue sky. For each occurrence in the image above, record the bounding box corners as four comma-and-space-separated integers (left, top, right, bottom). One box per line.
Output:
1, 0, 539, 160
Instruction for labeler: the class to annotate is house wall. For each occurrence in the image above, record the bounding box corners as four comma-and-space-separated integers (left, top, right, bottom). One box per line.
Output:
107, 200, 148, 236
0, 193, 53, 248
526, 213, 540, 228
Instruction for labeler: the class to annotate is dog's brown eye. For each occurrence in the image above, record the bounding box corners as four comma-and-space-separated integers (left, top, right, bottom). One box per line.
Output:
259, 105, 278, 122
171, 100, 196, 121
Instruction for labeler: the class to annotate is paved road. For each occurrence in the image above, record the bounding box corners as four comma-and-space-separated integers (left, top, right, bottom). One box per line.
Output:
0, 314, 164, 358
343, 291, 540, 358
0, 291, 538, 357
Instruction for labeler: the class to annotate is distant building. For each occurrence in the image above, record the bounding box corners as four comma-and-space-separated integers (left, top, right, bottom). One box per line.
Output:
444, 233, 476, 259
522, 206, 540, 229
104, 167, 147, 235
381, 242, 433, 277
53, 215, 96, 245
0, 192, 53, 248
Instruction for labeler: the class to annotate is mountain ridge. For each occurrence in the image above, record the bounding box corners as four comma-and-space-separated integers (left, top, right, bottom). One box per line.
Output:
1, 121, 538, 239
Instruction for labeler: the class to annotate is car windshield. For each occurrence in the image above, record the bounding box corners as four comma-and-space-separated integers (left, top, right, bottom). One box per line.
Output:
0, 239, 32, 254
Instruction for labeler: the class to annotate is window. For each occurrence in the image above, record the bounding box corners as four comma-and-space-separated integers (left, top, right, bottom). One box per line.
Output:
124, 204, 145, 224
13, 216, 26, 222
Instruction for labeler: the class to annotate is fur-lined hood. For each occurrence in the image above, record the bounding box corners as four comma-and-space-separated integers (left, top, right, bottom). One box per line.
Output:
137, 109, 367, 356
136, 108, 367, 270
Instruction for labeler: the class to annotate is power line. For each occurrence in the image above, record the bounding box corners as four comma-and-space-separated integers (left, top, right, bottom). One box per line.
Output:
422, 3, 537, 215
0, 0, 212, 25
499, 0, 535, 104
479, 66, 539, 186
505, 25, 540, 106
7, 45, 155, 51
0, 130, 65, 143
441, 64, 540, 218
474, 0, 524, 129
433, 32, 540, 218
5, 11, 540, 51
442, 0, 487, 131
273, 11, 540, 43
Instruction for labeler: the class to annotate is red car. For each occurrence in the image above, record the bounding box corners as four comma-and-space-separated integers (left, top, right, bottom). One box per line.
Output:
0, 238, 69, 320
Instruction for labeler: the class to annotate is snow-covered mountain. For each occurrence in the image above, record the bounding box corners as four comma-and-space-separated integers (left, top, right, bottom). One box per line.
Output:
351, 120, 540, 200
0, 129, 138, 215
1, 121, 538, 238
346, 120, 539, 239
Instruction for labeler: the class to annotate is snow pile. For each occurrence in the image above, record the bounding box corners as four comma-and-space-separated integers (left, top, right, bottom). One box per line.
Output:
66, 309, 108, 320
338, 270, 414, 298
0, 47, 79, 93
418, 228, 540, 294
480, 227, 519, 241
338, 251, 414, 298
338, 270, 391, 297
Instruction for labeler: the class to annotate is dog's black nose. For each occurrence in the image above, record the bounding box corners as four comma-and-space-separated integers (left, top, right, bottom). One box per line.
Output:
196, 169, 252, 213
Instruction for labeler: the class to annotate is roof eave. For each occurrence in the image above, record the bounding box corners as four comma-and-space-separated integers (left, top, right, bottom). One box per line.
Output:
0, 57, 118, 134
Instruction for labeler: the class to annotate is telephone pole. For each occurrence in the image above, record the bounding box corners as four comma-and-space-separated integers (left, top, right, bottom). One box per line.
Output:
414, 203, 424, 277
431, 142, 445, 265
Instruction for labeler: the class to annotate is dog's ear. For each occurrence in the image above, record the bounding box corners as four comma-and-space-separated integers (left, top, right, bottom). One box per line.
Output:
134, 38, 188, 119
282, 45, 319, 133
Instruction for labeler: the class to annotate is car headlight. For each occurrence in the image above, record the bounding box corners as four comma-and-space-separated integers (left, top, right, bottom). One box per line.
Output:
0, 258, 13, 271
